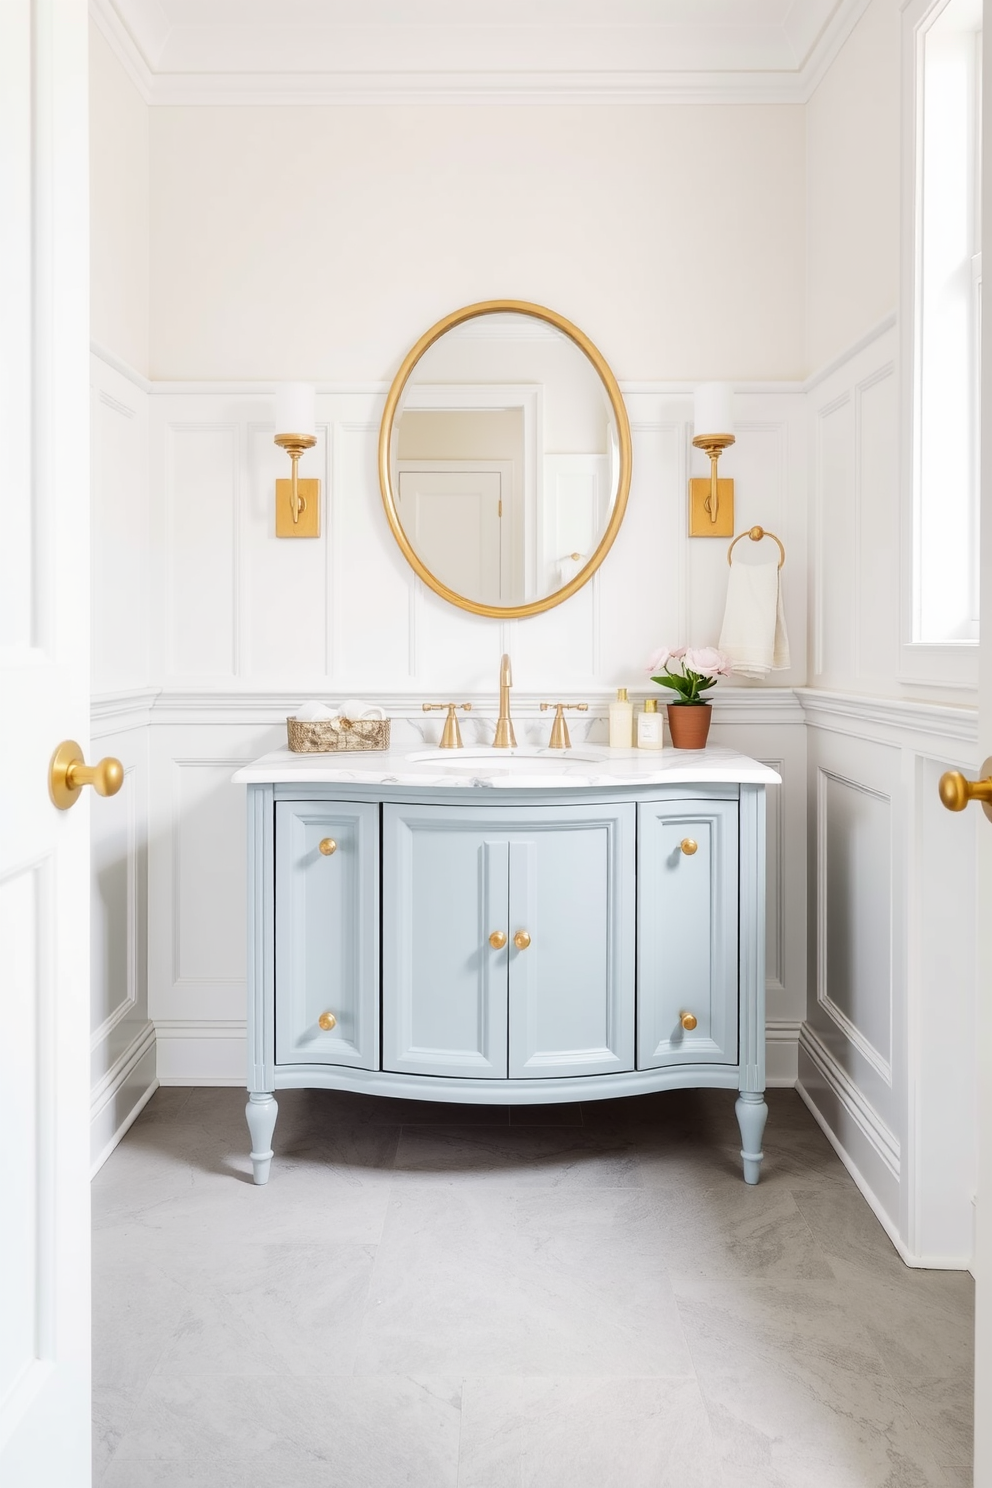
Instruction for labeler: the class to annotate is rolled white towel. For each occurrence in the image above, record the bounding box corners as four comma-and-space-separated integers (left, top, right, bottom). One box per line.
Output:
718, 559, 790, 679
338, 698, 387, 722
294, 700, 338, 722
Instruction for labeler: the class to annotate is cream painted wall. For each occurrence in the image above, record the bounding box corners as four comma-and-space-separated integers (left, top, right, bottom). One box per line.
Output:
89, 21, 149, 377
806, 0, 901, 372
148, 104, 806, 383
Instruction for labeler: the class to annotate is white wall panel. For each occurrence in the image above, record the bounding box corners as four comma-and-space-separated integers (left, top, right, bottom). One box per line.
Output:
818, 769, 893, 1075
164, 421, 239, 678
854, 366, 899, 686
333, 418, 414, 687
90, 356, 150, 693
89, 707, 154, 1170
172, 759, 248, 987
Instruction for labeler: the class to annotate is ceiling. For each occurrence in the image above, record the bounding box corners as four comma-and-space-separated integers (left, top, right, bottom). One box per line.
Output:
92, 0, 873, 104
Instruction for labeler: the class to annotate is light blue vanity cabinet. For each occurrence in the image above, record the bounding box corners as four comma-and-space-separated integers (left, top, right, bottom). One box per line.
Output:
274, 800, 380, 1070
636, 799, 739, 1070
381, 802, 635, 1080
238, 757, 775, 1189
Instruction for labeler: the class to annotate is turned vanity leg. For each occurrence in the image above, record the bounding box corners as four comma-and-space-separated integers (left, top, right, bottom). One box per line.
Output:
735, 1091, 767, 1185
246, 1092, 278, 1185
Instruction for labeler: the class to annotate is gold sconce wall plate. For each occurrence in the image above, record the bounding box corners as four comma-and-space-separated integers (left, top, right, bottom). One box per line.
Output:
276, 477, 321, 538
689, 477, 734, 537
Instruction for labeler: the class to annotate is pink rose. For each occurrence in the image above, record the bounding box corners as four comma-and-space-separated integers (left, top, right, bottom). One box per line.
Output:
683, 646, 731, 678
645, 646, 686, 672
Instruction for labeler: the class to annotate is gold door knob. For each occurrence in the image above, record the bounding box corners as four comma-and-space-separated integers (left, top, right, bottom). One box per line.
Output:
318, 1011, 337, 1031
513, 930, 531, 950
939, 760, 992, 822
680, 838, 698, 855
49, 740, 124, 811
680, 1011, 698, 1031
489, 930, 507, 949
319, 838, 337, 856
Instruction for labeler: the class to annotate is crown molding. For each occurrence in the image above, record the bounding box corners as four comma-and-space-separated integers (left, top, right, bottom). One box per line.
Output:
90, 0, 875, 107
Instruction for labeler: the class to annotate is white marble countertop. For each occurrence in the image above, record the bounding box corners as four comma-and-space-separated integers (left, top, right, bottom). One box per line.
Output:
233, 744, 781, 789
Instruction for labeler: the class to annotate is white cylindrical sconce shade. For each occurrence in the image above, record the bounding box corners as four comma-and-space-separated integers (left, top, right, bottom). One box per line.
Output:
274, 382, 316, 438
693, 382, 735, 438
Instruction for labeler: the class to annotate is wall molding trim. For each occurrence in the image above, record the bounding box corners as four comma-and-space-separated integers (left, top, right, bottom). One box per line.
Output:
803, 313, 898, 393
92, 687, 160, 733
147, 687, 809, 729
90, 0, 874, 109
798, 688, 978, 750
90, 340, 152, 394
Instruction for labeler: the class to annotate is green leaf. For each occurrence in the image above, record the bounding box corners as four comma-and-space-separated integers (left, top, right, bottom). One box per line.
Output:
650, 675, 685, 693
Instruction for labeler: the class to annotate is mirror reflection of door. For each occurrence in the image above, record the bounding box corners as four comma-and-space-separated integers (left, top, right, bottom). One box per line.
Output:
396, 407, 523, 604
397, 465, 510, 606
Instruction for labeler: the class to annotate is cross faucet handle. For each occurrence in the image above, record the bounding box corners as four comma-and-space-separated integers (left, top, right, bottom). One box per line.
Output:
422, 702, 472, 749
539, 702, 589, 750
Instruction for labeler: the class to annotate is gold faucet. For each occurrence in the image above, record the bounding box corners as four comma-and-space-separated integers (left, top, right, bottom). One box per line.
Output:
493, 653, 516, 748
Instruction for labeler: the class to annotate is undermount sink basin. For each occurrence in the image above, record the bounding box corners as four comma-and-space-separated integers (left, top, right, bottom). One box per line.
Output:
406, 747, 608, 772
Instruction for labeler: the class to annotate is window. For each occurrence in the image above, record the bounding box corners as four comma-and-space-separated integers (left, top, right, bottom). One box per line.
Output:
915, 0, 982, 643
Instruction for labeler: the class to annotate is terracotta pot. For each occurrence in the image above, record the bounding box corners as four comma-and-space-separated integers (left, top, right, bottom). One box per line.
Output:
667, 703, 712, 749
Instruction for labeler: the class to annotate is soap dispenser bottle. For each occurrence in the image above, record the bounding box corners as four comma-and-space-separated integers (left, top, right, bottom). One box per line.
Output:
609, 687, 633, 748
637, 697, 665, 750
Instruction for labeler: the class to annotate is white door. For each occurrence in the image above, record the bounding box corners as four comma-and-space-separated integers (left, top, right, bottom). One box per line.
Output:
397, 465, 504, 604
974, 22, 992, 1478
0, 3, 94, 1484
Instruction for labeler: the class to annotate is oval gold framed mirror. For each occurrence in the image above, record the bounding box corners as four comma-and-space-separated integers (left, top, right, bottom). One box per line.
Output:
378, 299, 632, 619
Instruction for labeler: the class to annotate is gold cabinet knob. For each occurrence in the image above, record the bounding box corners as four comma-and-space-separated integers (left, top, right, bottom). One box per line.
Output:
680, 838, 698, 855
513, 930, 531, 950
49, 740, 124, 811
939, 764, 992, 820
680, 1011, 698, 1031
319, 838, 337, 856
318, 1011, 337, 1031
489, 930, 507, 949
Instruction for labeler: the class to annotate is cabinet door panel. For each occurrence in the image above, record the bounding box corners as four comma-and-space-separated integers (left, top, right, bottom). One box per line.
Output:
637, 800, 738, 1068
383, 806, 509, 1077
508, 807, 635, 1078
275, 801, 380, 1069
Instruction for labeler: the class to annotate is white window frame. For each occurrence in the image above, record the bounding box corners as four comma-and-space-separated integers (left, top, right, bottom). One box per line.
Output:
900, 0, 983, 689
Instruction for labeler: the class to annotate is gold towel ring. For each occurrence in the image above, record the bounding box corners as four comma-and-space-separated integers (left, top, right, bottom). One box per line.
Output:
728, 525, 785, 570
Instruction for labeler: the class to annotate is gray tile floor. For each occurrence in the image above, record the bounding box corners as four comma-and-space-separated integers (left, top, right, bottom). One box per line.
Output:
92, 1086, 974, 1487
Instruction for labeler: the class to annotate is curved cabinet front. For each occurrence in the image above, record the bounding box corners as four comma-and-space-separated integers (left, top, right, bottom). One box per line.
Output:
243, 778, 769, 1187
382, 802, 635, 1080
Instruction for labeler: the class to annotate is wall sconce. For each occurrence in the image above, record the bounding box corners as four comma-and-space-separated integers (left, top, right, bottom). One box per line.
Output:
689, 382, 735, 537
274, 382, 320, 538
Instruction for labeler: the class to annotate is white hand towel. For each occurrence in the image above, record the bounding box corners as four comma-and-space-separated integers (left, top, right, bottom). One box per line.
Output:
718, 559, 790, 679
557, 554, 584, 585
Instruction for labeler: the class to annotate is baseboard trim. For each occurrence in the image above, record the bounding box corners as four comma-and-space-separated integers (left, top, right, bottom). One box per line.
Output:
155, 1020, 248, 1085
90, 1021, 158, 1174
766, 1019, 801, 1087
798, 1023, 900, 1176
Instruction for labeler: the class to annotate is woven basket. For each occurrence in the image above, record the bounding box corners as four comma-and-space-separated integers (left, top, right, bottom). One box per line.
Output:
286, 716, 391, 753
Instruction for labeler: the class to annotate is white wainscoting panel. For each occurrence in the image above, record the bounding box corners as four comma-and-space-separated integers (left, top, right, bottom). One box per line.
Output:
89, 707, 155, 1171
799, 692, 978, 1266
